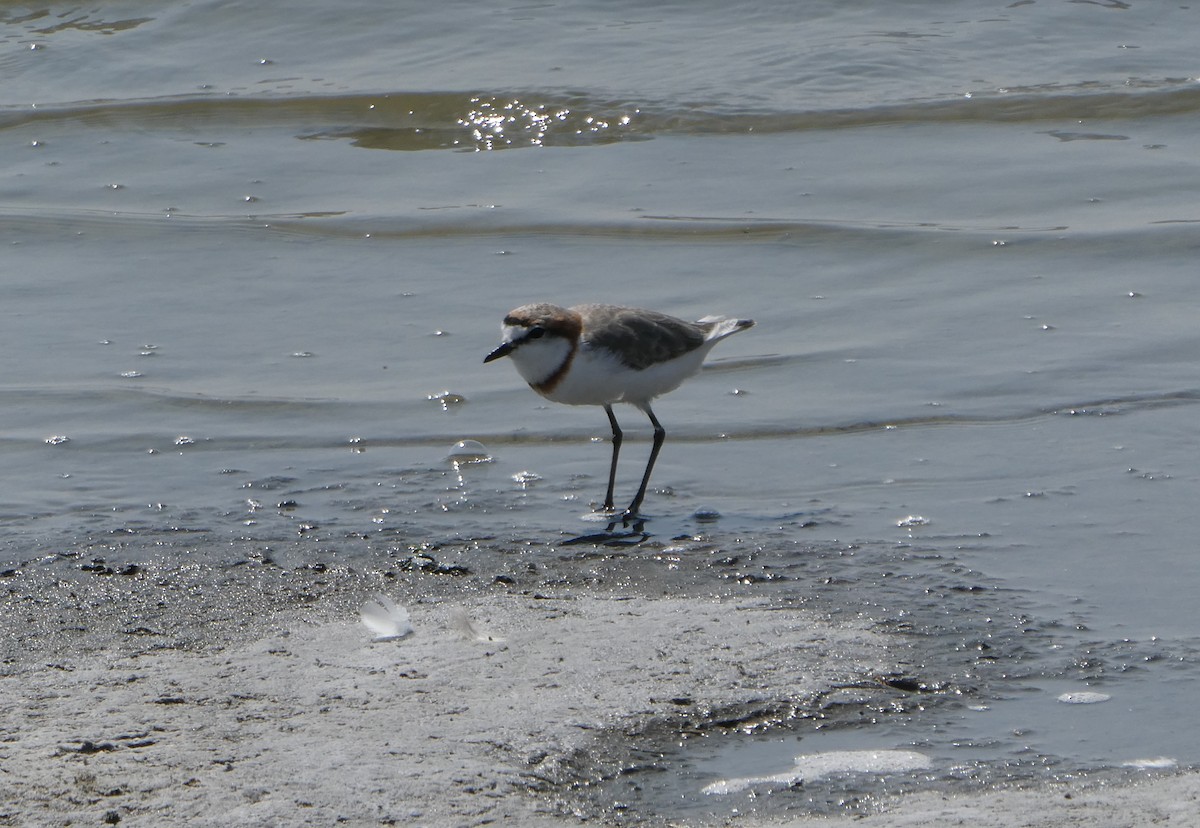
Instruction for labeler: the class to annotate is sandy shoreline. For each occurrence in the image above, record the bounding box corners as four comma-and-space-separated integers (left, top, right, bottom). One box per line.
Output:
3, 595, 884, 825
2, 549, 1193, 826
2, 537, 892, 820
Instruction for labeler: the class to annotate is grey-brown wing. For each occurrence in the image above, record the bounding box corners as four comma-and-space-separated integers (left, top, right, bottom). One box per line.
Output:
580, 305, 707, 370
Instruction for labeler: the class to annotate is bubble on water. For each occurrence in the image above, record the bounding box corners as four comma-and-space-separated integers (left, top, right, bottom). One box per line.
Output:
896, 515, 929, 528
174, 436, 195, 446
44, 435, 71, 446
448, 440, 491, 464
428, 390, 466, 411
120, 371, 143, 379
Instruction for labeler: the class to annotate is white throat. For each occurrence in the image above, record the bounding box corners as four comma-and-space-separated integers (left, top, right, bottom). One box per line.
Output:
505, 326, 574, 388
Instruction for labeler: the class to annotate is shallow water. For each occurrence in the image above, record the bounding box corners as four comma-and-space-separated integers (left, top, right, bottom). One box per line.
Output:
3, 0, 1200, 822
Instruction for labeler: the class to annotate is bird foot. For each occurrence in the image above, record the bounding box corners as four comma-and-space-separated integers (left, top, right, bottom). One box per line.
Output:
607, 509, 646, 532
564, 505, 649, 545
592, 504, 643, 525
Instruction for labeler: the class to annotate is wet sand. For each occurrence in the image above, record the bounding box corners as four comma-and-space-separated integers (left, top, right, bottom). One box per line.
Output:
1, 550, 1193, 827
775, 772, 1200, 828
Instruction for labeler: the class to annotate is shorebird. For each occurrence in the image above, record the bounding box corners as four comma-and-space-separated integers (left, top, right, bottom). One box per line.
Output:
484, 303, 754, 517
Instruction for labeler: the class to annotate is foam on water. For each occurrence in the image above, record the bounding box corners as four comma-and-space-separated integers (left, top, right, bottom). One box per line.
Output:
702, 749, 933, 795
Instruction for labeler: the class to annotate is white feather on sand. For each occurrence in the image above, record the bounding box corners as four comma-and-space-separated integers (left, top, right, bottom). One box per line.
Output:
359, 594, 414, 641
448, 608, 505, 643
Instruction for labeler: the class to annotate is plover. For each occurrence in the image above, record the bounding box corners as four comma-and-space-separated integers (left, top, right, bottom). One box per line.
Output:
484, 303, 754, 517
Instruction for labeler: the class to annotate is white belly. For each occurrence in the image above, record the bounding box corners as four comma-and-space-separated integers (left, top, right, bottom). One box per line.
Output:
543, 345, 709, 406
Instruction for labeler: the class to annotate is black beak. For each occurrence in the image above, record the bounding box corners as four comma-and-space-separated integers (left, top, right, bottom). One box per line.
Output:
483, 342, 514, 363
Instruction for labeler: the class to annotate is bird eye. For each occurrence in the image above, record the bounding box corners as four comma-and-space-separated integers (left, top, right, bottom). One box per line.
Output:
527, 326, 545, 340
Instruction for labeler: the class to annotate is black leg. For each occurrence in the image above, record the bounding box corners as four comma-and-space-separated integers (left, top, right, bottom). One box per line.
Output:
625, 403, 664, 517
602, 404, 622, 512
